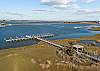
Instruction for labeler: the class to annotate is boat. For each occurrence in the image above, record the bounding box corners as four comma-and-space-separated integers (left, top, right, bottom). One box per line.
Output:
0, 23, 12, 27
0, 23, 6, 27
74, 27, 81, 29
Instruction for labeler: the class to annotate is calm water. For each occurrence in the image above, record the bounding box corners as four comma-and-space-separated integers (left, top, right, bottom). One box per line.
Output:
0, 22, 100, 49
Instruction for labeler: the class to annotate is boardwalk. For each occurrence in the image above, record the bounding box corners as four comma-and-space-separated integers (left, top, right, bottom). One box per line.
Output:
34, 36, 100, 62
34, 36, 64, 48
77, 51, 100, 62
4, 35, 100, 62
5, 33, 54, 42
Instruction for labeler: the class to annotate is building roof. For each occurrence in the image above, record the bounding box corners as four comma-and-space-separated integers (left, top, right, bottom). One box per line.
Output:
72, 44, 84, 48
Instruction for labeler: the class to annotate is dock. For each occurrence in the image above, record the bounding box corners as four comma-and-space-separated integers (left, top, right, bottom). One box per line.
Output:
4, 34, 100, 62
34, 36, 100, 62
5, 33, 55, 42
34, 36, 64, 48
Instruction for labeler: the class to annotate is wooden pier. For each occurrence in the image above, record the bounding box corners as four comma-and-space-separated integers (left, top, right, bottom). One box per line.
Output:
5, 33, 55, 42
4, 33, 100, 62
34, 36, 100, 62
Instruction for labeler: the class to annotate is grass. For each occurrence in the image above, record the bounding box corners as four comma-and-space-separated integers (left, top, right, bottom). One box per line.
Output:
0, 46, 57, 71
0, 35, 100, 71
90, 27, 100, 31
80, 34, 100, 42
0, 53, 42, 71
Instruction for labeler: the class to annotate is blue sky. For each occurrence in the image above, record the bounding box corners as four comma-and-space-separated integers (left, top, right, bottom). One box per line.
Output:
0, 0, 100, 21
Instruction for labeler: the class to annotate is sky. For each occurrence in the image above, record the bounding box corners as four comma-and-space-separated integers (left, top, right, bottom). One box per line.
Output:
0, 0, 100, 21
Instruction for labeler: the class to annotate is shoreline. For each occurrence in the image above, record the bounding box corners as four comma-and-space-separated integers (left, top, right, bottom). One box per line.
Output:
1, 20, 99, 24
64, 21, 98, 24
0, 34, 100, 50
0, 34, 100, 71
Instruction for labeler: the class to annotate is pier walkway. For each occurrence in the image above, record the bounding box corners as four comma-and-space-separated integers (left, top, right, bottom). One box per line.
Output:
34, 36, 100, 62
4, 34, 100, 62
33, 36, 64, 48
5, 33, 54, 42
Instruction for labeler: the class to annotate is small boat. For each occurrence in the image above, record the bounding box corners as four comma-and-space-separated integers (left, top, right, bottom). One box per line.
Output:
0, 23, 12, 27
74, 27, 81, 29
0, 23, 6, 27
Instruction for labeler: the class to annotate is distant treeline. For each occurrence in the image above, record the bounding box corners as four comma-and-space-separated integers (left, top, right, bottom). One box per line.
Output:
0, 20, 99, 24
7, 20, 64, 23
64, 21, 99, 24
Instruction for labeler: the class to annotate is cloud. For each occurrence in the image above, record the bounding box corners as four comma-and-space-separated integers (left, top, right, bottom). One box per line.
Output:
41, 0, 78, 9
41, 0, 97, 10
53, 3, 80, 9
77, 9, 100, 14
2, 12, 26, 16
41, 0, 72, 5
0, 11, 33, 20
32, 9, 56, 12
82, 0, 96, 3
